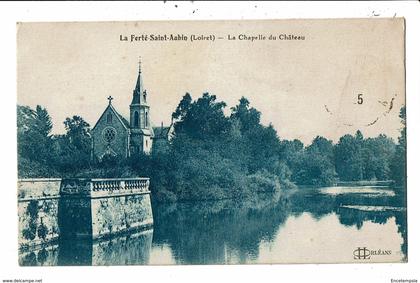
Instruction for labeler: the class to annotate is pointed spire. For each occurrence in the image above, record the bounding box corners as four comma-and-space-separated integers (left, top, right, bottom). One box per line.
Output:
135, 56, 143, 92
132, 56, 144, 105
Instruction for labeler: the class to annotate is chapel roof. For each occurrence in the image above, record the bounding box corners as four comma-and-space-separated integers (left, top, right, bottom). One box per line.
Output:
153, 126, 171, 139
117, 113, 130, 128
92, 100, 129, 132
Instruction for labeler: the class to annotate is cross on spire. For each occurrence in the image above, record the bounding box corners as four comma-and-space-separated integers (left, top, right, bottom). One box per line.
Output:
107, 95, 113, 105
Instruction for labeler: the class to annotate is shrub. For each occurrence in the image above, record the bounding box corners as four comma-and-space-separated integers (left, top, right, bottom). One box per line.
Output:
246, 170, 281, 193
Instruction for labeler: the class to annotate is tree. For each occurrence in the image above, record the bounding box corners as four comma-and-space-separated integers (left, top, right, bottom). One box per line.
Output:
34, 105, 53, 139
172, 92, 192, 121
297, 136, 337, 186
398, 106, 406, 147
306, 136, 335, 163
17, 105, 36, 158
51, 115, 92, 173
17, 105, 53, 163
230, 97, 261, 133
246, 123, 281, 174
294, 153, 337, 186
154, 94, 292, 201
172, 92, 230, 141
229, 97, 281, 174
17, 105, 35, 132
279, 139, 304, 182
334, 132, 364, 181
63, 115, 91, 150
17, 105, 58, 177
362, 135, 395, 180
390, 106, 406, 187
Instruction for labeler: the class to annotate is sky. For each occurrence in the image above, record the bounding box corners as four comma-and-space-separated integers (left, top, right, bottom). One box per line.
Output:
17, 19, 405, 144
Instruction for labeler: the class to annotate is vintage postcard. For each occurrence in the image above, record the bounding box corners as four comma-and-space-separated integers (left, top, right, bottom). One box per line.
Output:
16, 19, 406, 265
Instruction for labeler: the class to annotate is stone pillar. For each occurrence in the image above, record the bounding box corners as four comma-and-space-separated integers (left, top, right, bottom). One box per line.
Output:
60, 178, 153, 240
59, 179, 93, 239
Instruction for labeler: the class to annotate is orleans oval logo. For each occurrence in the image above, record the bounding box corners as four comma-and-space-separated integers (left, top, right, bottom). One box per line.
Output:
353, 247, 371, 260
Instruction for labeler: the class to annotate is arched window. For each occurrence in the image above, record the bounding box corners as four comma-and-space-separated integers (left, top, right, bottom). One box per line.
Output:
107, 113, 112, 124
145, 111, 149, 128
134, 111, 139, 128
140, 110, 145, 128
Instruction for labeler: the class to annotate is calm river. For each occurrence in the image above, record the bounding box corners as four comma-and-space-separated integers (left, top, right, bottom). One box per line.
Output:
19, 186, 407, 265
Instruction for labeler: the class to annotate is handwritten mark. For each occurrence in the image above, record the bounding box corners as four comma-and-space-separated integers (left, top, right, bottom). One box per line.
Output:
378, 100, 388, 107
364, 94, 397, 127
324, 104, 333, 115
386, 96, 395, 114
366, 117, 379, 127
371, 10, 380, 17
325, 93, 398, 128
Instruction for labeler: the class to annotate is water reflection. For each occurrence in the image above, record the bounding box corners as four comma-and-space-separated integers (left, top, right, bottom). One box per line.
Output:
58, 229, 153, 265
257, 213, 404, 263
20, 230, 153, 266
319, 186, 396, 196
19, 186, 407, 265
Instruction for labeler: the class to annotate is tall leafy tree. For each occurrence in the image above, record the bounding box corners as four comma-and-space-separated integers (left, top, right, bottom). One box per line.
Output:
245, 123, 281, 174
230, 97, 280, 173
17, 105, 36, 158
63, 115, 91, 150
51, 115, 92, 172
172, 92, 230, 140
279, 139, 304, 182
390, 106, 406, 187
230, 97, 261, 132
17, 105, 53, 163
17, 105, 56, 177
306, 136, 335, 163
362, 135, 395, 180
298, 136, 337, 186
172, 92, 192, 121
334, 132, 364, 181
34, 105, 53, 139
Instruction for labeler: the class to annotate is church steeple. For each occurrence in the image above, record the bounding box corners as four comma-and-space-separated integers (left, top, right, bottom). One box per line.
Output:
130, 57, 151, 131
131, 56, 147, 105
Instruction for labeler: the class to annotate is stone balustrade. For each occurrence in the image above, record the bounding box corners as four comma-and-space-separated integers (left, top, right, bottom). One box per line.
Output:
18, 177, 153, 250
60, 178, 150, 198
91, 178, 150, 193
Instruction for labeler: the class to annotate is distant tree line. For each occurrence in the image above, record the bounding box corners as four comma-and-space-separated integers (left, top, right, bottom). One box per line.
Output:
17, 94, 406, 202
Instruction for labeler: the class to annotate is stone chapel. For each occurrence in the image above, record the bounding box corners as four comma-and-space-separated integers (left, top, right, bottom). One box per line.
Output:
91, 60, 155, 160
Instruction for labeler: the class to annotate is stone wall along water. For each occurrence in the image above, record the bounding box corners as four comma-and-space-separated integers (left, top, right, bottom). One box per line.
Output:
18, 179, 61, 249
60, 178, 153, 240
18, 177, 153, 250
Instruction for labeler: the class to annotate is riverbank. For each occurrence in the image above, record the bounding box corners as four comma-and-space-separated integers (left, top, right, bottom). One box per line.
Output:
19, 184, 407, 266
